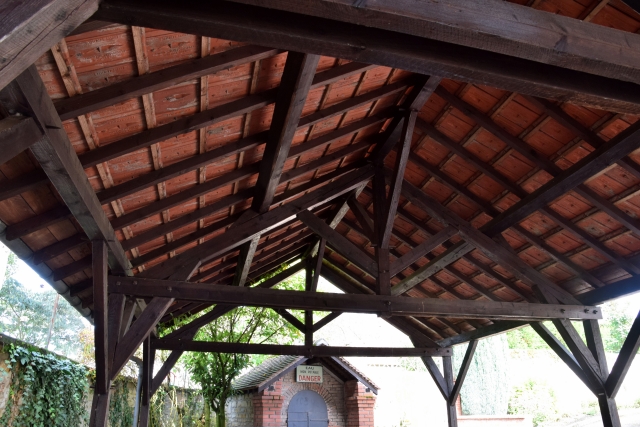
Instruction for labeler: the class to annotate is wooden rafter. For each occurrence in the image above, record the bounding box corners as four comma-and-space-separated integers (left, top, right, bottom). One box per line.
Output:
96, 0, 640, 113
0, 66, 131, 274
0, 0, 99, 91
234, 52, 320, 286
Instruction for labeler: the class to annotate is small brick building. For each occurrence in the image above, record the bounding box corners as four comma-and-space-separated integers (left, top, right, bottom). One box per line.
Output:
226, 355, 378, 427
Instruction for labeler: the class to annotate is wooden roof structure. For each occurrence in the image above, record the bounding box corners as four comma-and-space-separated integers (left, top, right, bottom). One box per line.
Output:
3, 0, 640, 426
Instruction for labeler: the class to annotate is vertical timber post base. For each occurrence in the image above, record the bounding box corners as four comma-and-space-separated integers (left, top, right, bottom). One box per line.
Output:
443, 356, 458, 427
89, 389, 111, 427
598, 395, 621, 427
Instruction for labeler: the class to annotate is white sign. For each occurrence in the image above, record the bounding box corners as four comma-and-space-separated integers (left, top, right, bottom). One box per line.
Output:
296, 365, 323, 383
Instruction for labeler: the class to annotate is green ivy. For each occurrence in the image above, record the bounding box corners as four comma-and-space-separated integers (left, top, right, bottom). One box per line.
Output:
0, 343, 89, 427
109, 378, 134, 427
150, 385, 205, 427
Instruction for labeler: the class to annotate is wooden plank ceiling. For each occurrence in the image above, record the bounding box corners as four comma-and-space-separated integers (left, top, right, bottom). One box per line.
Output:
1, 0, 640, 345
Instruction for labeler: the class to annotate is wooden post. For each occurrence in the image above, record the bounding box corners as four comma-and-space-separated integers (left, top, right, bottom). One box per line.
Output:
305, 262, 314, 347
90, 240, 110, 427
138, 336, 153, 427
584, 320, 621, 427
443, 356, 458, 427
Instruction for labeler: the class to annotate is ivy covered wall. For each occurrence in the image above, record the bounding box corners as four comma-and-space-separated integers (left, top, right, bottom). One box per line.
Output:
453, 334, 510, 416
0, 334, 204, 426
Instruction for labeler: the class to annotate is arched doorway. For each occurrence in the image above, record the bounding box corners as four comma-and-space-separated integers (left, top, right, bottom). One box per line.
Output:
287, 390, 329, 427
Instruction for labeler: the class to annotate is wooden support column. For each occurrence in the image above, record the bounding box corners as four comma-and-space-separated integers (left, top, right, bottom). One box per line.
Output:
305, 262, 314, 346
90, 240, 110, 427
443, 356, 458, 427
138, 336, 154, 427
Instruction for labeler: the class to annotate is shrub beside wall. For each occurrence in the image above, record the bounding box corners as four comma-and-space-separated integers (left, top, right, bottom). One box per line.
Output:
0, 335, 204, 426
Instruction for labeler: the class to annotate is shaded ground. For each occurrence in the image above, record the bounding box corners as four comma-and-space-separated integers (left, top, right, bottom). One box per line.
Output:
546, 408, 640, 427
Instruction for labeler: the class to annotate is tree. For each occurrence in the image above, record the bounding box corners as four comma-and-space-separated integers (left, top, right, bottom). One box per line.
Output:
0, 253, 85, 358
453, 334, 510, 415
169, 268, 305, 427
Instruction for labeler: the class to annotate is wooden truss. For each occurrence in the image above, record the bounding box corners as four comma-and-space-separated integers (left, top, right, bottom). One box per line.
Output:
4, 1, 640, 427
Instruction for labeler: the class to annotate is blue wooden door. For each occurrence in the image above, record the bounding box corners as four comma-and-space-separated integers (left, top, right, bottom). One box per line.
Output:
287, 390, 329, 427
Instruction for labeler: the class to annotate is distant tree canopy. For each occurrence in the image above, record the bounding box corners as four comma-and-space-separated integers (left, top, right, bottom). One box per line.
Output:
0, 253, 85, 357
453, 334, 510, 415
162, 266, 306, 427
507, 300, 638, 353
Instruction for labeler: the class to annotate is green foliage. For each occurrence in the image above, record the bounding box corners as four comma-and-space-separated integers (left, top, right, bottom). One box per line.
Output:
150, 386, 204, 427
0, 253, 85, 357
168, 270, 304, 427
453, 334, 510, 415
109, 378, 134, 427
0, 343, 89, 427
508, 379, 558, 426
603, 300, 636, 353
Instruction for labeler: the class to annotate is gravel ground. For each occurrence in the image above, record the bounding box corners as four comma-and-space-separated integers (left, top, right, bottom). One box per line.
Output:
545, 408, 640, 427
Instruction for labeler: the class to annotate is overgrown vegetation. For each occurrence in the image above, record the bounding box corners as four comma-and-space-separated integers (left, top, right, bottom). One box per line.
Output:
109, 378, 135, 427
150, 385, 205, 427
160, 266, 305, 427
0, 343, 89, 426
453, 334, 510, 415
508, 379, 558, 426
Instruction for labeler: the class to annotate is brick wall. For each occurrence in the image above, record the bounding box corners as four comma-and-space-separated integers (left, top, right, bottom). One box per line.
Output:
247, 363, 349, 427
344, 380, 376, 427
253, 379, 284, 427
281, 364, 346, 427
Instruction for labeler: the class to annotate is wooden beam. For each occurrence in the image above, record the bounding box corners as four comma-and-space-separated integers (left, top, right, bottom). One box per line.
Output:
531, 322, 598, 394
347, 198, 374, 240
311, 312, 341, 333
252, 51, 320, 211
0, 116, 43, 165
233, 52, 320, 287
110, 297, 174, 381
397, 177, 590, 305
320, 260, 441, 347
373, 75, 442, 162
92, 241, 109, 395
449, 340, 478, 406
276, 309, 306, 332
309, 238, 325, 293
97, 0, 640, 113
298, 209, 378, 277
55, 45, 278, 120
152, 340, 451, 357
0, 66, 131, 274
108, 275, 602, 321
605, 310, 640, 398
0, 0, 98, 91
482, 119, 640, 236
390, 226, 457, 277
230, 0, 640, 86
375, 111, 418, 294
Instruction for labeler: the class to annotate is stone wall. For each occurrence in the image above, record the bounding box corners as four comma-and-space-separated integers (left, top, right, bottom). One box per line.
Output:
226, 393, 254, 427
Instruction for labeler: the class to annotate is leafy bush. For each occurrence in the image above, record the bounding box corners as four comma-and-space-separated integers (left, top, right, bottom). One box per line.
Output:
508, 379, 558, 427
0, 344, 89, 426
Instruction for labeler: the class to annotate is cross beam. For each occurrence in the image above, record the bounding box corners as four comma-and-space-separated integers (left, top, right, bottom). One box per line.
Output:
151, 341, 452, 357
108, 275, 602, 321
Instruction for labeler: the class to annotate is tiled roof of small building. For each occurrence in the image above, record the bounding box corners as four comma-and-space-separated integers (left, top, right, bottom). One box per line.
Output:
232, 355, 301, 391
232, 354, 379, 393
